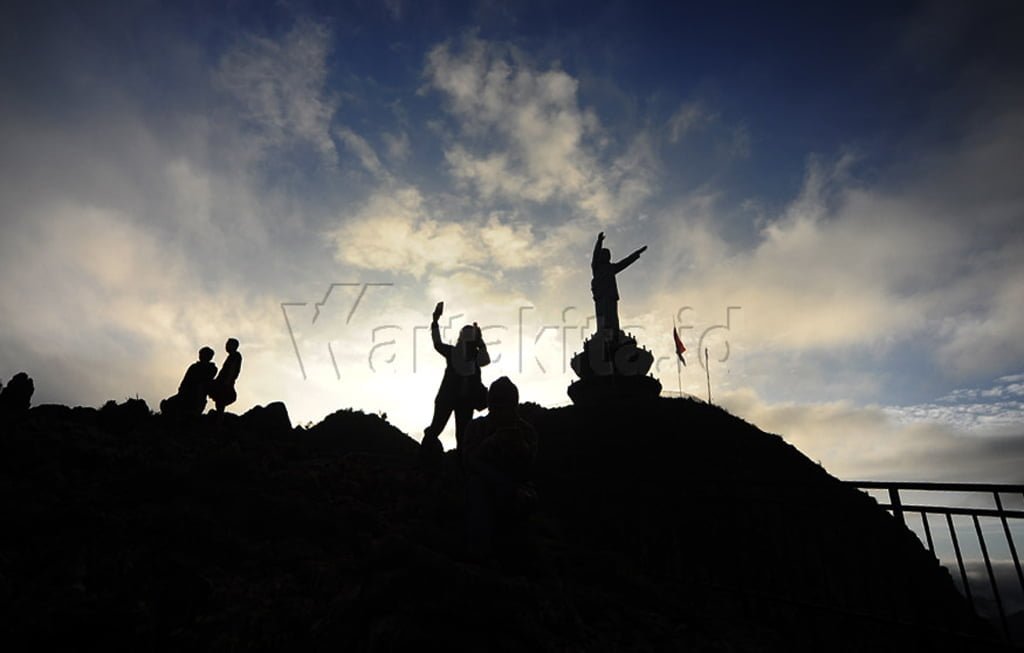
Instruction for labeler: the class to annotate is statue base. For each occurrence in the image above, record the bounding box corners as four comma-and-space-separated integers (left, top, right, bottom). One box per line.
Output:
568, 329, 662, 406
568, 374, 662, 406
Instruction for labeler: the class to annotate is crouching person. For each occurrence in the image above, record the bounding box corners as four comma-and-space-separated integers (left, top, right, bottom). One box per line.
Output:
161, 346, 217, 417
463, 376, 539, 562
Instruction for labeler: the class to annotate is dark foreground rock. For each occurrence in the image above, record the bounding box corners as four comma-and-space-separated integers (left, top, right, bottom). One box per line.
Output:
0, 397, 1007, 651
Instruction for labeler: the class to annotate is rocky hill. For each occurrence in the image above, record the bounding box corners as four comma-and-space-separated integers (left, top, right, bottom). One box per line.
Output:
0, 396, 1009, 651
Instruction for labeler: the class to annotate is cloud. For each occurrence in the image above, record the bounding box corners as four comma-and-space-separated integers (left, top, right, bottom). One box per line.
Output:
0, 201, 279, 408
642, 105, 1024, 382
719, 387, 1024, 482
335, 126, 387, 178
330, 187, 484, 276
890, 375, 1024, 435
936, 274, 1024, 378
326, 36, 653, 283
0, 10, 352, 424
382, 130, 411, 162
666, 98, 748, 159
478, 214, 542, 270
329, 185, 579, 277
425, 36, 653, 223
667, 99, 713, 143
645, 160, 929, 352
216, 18, 337, 162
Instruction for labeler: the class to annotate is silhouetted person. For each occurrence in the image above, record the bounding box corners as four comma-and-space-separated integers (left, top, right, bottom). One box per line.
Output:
591, 231, 646, 333
160, 347, 217, 417
422, 301, 490, 469
463, 376, 539, 559
208, 338, 242, 415
0, 372, 35, 420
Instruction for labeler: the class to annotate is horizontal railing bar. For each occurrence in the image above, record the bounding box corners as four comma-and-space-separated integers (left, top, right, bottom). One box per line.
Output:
874, 503, 1024, 519
848, 481, 1024, 493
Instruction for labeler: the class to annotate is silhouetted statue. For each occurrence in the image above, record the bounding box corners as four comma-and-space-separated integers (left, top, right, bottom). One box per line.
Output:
569, 232, 660, 404
463, 376, 539, 558
591, 231, 646, 334
0, 371, 35, 420
208, 338, 242, 415
421, 301, 490, 469
160, 347, 217, 417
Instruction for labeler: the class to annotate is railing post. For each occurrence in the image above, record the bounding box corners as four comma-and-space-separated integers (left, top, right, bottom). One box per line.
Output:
947, 513, 973, 605
973, 514, 1010, 641
920, 512, 935, 554
993, 492, 1024, 598
888, 487, 905, 526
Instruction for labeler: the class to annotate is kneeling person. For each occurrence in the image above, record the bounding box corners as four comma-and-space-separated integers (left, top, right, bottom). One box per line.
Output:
161, 346, 217, 417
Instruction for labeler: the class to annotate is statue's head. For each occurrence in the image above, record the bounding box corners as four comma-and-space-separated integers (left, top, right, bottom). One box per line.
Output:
597, 248, 611, 264
198, 346, 215, 362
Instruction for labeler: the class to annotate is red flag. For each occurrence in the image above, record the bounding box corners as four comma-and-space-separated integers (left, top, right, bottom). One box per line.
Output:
673, 327, 687, 366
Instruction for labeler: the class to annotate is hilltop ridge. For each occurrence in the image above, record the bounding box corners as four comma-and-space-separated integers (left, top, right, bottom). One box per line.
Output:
0, 395, 1005, 651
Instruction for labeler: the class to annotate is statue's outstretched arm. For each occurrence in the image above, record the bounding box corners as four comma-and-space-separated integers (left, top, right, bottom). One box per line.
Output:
613, 245, 647, 273
592, 231, 604, 266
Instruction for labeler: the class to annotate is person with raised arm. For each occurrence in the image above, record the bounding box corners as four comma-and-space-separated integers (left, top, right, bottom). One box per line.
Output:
421, 301, 490, 468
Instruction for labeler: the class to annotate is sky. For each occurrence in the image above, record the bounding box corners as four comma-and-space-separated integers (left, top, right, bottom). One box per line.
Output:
1, 0, 1023, 482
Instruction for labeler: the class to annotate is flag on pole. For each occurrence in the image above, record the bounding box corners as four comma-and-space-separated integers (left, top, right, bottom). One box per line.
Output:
673, 326, 687, 366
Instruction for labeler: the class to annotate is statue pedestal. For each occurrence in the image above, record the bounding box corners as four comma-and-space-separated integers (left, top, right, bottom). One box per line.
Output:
568, 330, 662, 405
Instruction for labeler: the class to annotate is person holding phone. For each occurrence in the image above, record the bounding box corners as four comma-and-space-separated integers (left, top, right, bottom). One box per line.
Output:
422, 301, 491, 468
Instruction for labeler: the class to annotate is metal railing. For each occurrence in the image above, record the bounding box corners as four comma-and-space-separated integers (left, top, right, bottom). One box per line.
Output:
848, 481, 1024, 644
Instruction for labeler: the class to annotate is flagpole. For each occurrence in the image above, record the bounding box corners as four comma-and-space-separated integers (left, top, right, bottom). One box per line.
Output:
704, 347, 712, 404
672, 318, 682, 398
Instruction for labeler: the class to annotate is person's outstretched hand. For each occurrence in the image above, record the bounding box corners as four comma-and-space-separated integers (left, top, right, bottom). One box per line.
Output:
433, 301, 444, 322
